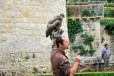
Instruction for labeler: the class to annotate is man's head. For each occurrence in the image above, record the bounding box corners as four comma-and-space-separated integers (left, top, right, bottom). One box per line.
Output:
105, 44, 108, 49
55, 36, 69, 51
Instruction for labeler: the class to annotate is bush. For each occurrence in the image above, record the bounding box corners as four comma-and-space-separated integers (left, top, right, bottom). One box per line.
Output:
106, 0, 114, 3
100, 19, 114, 35
35, 72, 114, 76
67, 0, 106, 2
104, 3, 114, 7
104, 8, 114, 17
74, 72, 114, 76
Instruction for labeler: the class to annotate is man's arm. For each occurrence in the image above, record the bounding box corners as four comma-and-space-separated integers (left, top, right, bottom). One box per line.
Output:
70, 52, 80, 76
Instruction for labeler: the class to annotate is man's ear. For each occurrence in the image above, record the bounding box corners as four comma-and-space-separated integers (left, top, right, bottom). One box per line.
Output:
59, 43, 62, 47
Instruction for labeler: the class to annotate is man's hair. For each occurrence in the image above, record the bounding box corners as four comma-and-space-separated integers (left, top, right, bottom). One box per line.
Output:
55, 37, 63, 48
105, 44, 108, 47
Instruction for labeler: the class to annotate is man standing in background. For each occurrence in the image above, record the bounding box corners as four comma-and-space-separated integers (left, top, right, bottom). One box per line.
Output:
101, 44, 111, 72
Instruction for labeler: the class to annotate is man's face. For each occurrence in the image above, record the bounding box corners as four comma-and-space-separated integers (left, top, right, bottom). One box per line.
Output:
59, 37, 69, 50
106, 45, 108, 49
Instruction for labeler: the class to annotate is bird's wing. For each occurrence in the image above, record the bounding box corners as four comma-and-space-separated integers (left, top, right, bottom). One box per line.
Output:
46, 16, 62, 38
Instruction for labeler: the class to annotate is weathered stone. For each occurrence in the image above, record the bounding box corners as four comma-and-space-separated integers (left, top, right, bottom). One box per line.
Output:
0, 0, 68, 75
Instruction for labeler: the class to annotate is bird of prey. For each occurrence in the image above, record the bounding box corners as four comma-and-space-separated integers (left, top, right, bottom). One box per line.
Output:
46, 13, 64, 40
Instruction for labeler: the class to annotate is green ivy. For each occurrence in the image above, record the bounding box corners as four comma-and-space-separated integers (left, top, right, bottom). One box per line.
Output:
81, 34, 94, 45
89, 43, 95, 56
82, 9, 91, 16
25, 55, 30, 60
104, 8, 111, 17
33, 67, 38, 73
67, 19, 83, 43
101, 37, 104, 43
81, 34, 95, 56
104, 3, 114, 7
104, 8, 114, 17
72, 45, 88, 56
67, 19, 95, 56
32, 53, 36, 58
72, 34, 95, 56
100, 19, 114, 35
66, 7, 70, 17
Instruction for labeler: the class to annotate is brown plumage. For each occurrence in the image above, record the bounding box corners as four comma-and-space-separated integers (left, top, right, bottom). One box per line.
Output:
46, 14, 64, 40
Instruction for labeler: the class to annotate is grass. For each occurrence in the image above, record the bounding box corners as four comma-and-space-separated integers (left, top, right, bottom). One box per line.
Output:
33, 72, 114, 76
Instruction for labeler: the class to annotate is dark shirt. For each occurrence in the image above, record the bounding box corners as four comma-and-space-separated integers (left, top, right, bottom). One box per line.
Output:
51, 41, 70, 76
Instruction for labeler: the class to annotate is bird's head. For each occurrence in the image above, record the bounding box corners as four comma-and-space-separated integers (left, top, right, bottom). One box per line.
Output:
60, 13, 64, 18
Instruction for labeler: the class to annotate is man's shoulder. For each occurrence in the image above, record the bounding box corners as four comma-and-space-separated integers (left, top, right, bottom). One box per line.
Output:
55, 51, 63, 57
102, 47, 106, 51
55, 52, 68, 62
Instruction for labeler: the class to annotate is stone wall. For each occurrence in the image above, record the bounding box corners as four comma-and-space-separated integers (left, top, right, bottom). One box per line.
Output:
70, 18, 114, 70
101, 29, 114, 63
70, 18, 102, 65
0, 0, 69, 75
67, 3, 114, 65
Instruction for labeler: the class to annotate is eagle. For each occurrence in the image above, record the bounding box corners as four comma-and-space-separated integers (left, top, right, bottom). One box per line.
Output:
46, 13, 64, 40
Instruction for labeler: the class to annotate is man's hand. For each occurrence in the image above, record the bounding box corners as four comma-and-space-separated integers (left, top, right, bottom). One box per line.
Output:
75, 52, 81, 63
70, 52, 81, 76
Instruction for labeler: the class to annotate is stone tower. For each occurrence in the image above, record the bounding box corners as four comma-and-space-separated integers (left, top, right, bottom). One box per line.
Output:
0, 0, 69, 75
